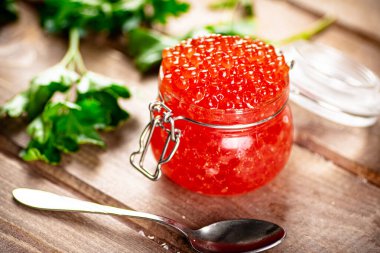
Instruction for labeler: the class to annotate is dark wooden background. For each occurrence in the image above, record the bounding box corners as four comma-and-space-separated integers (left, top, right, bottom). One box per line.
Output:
0, 0, 379, 252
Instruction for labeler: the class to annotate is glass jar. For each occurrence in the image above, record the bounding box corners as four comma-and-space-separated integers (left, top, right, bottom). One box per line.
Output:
130, 35, 293, 195
141, 72, 292, 196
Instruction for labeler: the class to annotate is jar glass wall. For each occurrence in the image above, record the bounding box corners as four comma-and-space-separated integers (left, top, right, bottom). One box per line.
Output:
150, 74, 293, 195
151, 104, 292, 195
132, 35, 294, 195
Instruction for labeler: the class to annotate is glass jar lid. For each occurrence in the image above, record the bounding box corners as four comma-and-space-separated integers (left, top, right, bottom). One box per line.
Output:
282, 40, 380, 127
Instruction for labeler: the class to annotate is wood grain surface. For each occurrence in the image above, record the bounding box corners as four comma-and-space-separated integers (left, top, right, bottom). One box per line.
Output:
288, 0, 380, 41
253, 0, 380, 186
0, 149, 167, 253
0, 1, 380, 252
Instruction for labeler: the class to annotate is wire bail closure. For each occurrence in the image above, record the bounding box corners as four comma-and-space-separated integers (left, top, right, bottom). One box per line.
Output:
130, 101, 181, 180
130, 94, 289, 180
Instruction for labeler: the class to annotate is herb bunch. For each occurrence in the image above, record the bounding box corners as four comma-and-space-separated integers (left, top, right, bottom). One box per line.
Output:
0, 0, 190, 164
37, 0, 189, 73
1, 29, 130, 164
39, 0, 189, 34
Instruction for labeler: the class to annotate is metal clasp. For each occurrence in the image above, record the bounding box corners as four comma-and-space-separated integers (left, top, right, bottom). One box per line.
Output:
130, 101, 181, 180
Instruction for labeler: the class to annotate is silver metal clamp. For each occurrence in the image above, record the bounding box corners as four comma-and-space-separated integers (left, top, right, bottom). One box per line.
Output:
130, 101, 181, 180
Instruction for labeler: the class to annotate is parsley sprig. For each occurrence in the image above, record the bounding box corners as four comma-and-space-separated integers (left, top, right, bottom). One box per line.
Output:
1, 28, 131, 164
38, 0, 189, 73
39, 0, 190, 34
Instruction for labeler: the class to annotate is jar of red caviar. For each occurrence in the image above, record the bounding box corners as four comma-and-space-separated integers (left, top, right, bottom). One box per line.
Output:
131, 35, 293, 195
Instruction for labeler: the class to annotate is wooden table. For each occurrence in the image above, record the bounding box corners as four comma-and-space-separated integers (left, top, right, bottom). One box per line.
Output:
1, 0, 379, 252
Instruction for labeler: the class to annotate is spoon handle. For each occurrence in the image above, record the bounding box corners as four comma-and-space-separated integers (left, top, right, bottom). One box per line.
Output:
12, 188, 189, 235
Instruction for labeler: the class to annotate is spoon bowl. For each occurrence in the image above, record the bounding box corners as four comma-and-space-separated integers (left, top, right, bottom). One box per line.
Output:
189, 219, 285, 252
12, 188, 285, 253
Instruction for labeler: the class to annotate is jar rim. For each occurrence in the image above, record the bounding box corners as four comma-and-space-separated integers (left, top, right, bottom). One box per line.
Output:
167, 97, 289, 129
159, 90, 288, 116
158, 67, 289, 120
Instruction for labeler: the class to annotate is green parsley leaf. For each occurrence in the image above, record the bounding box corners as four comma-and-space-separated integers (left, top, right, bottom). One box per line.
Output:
76, 72, 130, 98
0, 66, 79, 120
40, 0, 118, 34
147, 0, 190, 24
54, 104, 104, 148
39, 0, 189, 34
27, 116, 52, 144
76, 72, 131, 128
0, 92, 29, 118
74, 98, 108, 129
126, 28, 179, 72
21, 138, 62, 165
20, 101, 107, 164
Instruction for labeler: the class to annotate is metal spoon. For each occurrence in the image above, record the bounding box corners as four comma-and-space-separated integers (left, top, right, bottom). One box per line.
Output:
12, 188, 285, 253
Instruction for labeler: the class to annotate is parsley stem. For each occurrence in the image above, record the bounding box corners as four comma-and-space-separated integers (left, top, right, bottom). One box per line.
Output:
57, 28, 87, 74
58, 28, 81, 67
277, 15, 335, 45
74, 52, 87, 74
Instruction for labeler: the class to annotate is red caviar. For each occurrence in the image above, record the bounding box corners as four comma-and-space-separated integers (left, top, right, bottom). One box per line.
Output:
151, 35, 293, 195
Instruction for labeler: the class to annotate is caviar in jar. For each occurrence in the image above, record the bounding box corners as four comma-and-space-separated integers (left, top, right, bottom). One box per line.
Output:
150, 35, 293, 195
